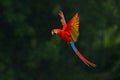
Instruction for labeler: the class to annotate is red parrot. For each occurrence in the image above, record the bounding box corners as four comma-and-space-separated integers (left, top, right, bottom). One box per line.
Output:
51, 11, 96, 67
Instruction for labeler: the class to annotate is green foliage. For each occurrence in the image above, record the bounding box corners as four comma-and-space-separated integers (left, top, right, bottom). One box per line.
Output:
0, 0, 120, 80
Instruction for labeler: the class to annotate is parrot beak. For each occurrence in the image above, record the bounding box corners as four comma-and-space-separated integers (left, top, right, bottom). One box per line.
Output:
51, 31, 54, 35
51, 29, 58, 35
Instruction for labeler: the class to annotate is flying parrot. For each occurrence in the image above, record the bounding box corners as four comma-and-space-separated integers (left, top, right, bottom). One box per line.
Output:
51, 11, 96, 67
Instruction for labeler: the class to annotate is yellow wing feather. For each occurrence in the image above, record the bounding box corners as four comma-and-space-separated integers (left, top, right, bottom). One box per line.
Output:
70, 13, 79, 42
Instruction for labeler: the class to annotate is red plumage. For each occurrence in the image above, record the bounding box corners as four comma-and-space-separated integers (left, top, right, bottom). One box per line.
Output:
51, 11, 96, 67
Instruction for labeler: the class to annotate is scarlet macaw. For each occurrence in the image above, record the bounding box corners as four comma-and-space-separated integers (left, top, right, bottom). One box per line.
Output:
51, 11, 96, 67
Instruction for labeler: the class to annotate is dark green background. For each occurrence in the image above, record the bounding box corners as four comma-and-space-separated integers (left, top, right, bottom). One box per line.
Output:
0, 0, 120, 80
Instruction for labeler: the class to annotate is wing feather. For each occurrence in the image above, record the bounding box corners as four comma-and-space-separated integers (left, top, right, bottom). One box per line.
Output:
58, 11, 67, 30
67, 13, 80, 42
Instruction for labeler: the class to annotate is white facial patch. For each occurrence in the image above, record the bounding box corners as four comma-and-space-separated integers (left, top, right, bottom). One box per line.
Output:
54, 30, 58, 34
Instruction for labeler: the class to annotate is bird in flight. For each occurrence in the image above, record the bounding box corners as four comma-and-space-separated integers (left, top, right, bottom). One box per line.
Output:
51, 11, 96, 67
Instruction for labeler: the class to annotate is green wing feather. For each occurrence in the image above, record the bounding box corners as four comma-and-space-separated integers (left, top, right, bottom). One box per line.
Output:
70, 13, 79, 42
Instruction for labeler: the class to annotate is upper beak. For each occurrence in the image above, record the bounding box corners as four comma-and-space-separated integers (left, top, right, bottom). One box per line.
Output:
51, 31, 54, 35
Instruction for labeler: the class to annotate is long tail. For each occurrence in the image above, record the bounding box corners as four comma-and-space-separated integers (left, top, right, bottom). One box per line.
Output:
70, 42, 96, 67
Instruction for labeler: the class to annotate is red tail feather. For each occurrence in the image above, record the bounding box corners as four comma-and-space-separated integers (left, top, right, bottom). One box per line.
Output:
76, 49, 96, 67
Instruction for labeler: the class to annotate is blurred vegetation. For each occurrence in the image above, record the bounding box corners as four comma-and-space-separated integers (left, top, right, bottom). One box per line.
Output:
0, 0, 120, 80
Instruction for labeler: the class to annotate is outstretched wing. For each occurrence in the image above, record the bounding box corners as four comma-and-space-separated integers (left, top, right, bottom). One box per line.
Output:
59, 11, 67, 30
66, 13, 80, 42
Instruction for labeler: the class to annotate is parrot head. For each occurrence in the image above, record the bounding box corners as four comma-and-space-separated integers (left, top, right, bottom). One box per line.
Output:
51, 29, 61, 35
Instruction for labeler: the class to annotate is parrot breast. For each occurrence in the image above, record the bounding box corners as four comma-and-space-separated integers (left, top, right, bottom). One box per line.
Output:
57, 30, 71, 43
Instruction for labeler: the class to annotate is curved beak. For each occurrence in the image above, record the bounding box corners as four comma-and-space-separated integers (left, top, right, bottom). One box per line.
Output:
51, 31, 54, 35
